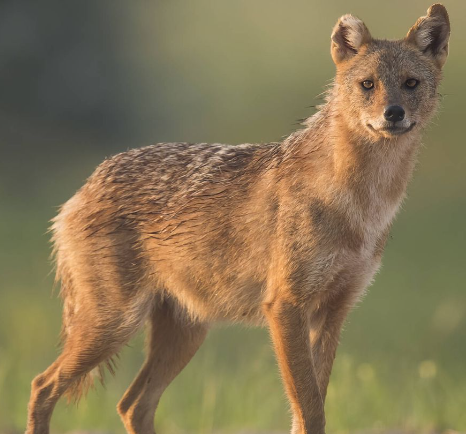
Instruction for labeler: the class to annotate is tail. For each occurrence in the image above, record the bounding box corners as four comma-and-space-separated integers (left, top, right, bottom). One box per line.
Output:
62, 357, 119, 404
50, 206, 120, 403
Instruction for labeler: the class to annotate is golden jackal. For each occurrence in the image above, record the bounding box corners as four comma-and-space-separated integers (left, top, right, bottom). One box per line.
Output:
27, 4, 450, 434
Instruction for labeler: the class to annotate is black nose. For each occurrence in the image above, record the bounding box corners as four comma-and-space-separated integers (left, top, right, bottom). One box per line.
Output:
384, 105, 405, 122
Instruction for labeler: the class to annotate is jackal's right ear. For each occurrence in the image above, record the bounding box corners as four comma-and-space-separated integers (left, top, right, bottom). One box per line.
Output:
406, 4, 450, 68
331, 15, 371, 64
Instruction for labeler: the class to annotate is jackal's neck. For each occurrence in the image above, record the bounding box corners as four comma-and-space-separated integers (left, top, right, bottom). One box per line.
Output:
332, 115, 420, 198
284, 102, 421, 224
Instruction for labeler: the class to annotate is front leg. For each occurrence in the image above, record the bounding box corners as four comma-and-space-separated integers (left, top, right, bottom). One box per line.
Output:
264, 298, 326, 434
309, 289, 358, 401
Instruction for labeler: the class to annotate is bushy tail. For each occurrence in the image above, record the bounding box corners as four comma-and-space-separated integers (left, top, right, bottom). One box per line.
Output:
50, 210, 120, 403
62, 357, 119, 404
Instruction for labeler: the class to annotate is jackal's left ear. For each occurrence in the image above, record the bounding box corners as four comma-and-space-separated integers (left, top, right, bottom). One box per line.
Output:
406, 4, 450, 68
331, 14, 372, 64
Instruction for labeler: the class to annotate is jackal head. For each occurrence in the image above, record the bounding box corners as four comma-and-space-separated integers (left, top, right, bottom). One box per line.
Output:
330, 4, 450, 139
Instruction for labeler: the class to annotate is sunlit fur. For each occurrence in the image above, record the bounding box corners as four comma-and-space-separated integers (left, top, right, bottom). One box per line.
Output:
26, 5, 450, 434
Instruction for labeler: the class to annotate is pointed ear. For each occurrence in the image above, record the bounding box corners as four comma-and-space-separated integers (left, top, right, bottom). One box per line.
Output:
331, 14, 372, 64
406, 4, 450, 68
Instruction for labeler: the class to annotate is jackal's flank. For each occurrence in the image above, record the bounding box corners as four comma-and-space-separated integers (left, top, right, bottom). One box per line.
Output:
27, 4, 450, 434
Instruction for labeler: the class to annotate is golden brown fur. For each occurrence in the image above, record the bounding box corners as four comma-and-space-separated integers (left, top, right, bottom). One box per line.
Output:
26, 5, 450, 434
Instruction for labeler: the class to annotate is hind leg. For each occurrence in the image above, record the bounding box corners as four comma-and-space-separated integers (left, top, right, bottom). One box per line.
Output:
26, 295, 152, 434
118, 301, 208, 434
27, 356, 69, 434
27, 338, 121, 434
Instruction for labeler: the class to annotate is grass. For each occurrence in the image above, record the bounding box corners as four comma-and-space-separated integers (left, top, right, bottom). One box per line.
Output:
2, 320, 466, 433
2, 1, 466, 431
1, 43, 466, 434
1, 191, 465, 432
1, 144, 466, 432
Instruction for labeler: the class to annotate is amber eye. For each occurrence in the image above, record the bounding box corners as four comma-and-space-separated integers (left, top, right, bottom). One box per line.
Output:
405, 78, 419, 89
362, 80, 374, 90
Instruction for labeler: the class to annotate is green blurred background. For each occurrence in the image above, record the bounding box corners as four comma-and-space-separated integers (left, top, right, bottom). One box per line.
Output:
0, 0, 465, 432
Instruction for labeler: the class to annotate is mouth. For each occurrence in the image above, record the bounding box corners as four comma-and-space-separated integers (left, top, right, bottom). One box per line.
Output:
367, 122, 416, 136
